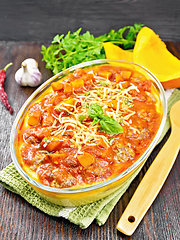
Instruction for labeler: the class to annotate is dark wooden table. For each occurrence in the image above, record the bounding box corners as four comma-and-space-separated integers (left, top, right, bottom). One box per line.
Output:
0, 0, 180, 239
1, 0, 180, 42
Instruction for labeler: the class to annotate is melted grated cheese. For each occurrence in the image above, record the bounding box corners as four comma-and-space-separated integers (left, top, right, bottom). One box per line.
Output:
50, 71, 142, 152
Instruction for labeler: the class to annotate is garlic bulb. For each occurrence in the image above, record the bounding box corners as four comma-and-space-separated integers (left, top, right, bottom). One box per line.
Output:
15, 58, 42, 87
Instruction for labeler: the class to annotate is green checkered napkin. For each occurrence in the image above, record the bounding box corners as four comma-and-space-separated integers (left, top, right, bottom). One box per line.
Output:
0, 89, 180, 229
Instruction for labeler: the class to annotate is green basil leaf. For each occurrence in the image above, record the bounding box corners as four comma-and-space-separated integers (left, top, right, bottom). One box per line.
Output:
82, 104, 89, 109
92, 117, 99, 126
100, 115, 124, 135
87, 104, 104, 119
87, 104, 124, 135
98, 127, 104, 132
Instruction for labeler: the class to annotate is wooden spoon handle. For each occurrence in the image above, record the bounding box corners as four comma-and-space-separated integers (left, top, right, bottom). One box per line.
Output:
116, 129, 180, 236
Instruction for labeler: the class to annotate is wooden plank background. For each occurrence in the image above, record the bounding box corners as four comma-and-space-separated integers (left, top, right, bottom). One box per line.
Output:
0, 0, 180, 42
0, 0, 180, 239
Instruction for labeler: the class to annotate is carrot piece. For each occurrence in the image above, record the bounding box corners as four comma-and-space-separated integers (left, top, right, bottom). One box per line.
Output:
120, 71, 131, 80
27, 102, 42, 126
46, 153, 67, 164
131, 71, 143, 79
41, 136, 62, 152
77, 152, 95, 167
115, 73, 124, 83
28, 115, 40, 126
63, 98, 74, 105
108, 100, 118, 110
73, 68, 86, 78
95, 137, 108, 149
51, 82, 64, 91
55, 98, 74, 112
112, 162, 132, 174
71, 78, 84, 89
64, 83, 73, 93
99, 71, 112, 79
41, 115, 54, 127
92, 66, 100, 74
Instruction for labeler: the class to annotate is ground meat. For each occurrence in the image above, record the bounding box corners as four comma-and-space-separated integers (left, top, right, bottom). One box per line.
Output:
24, 135, 40, 145
64, 155, 78, 168
138, 128, 150, 140
60, 175, 77, 188
50, 169, 77, 188
113, 143, 135, 162
23, 127, 52, 142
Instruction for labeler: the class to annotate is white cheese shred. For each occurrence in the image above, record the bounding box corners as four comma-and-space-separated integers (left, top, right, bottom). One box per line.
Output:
50, 71, 141, 152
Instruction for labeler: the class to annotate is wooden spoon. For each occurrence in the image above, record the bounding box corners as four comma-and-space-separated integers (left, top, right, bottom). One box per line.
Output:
117, 100, 180, 236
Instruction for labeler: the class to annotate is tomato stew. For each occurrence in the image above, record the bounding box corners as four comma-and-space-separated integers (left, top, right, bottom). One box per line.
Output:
17, 64, 161, 189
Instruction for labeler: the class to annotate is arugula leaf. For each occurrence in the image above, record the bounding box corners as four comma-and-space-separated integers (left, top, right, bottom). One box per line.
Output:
41, 24, 144, 75
87, 104, 123, 135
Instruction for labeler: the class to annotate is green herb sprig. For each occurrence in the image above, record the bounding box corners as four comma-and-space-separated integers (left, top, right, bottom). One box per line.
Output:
87, 104, 123, 135
41, 24, 144, 75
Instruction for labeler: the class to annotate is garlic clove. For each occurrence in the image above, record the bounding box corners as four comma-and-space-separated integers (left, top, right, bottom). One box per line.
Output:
15, 58, 42, 87
15, 67, 24, 86
21, 58, 38, 68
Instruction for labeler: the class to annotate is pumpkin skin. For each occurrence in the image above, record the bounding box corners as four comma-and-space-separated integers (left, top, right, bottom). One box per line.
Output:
133, 27, 180, 89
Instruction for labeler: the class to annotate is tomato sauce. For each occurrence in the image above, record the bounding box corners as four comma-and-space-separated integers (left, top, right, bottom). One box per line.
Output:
17, 64, 162, 188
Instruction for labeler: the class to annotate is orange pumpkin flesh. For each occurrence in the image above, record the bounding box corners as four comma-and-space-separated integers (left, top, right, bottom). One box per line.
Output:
133, 27, 180, 89
104, 27, 180, 89
103, 42, 133, 62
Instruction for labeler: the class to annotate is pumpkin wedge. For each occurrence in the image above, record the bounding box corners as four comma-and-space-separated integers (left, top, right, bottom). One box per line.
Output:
103, 42, 133, 62
133, 27, 180, 89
